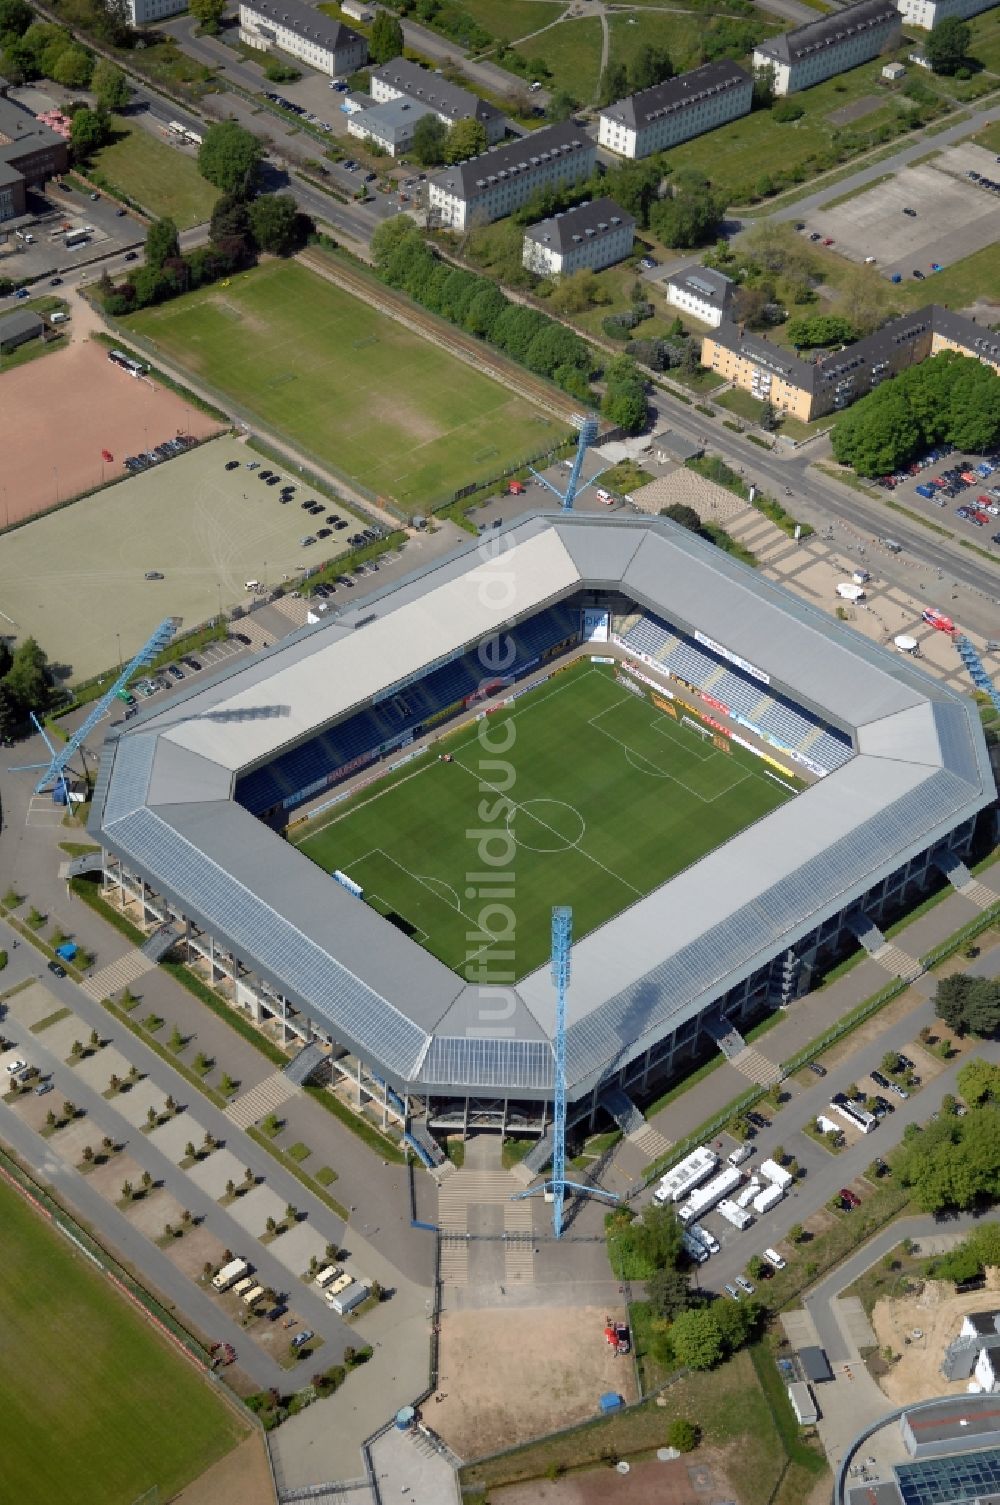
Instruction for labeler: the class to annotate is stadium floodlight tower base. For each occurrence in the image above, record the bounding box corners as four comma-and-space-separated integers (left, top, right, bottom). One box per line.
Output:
513, 905, 619, 1238
529, 416, 604, 511
9, 616, 181, 801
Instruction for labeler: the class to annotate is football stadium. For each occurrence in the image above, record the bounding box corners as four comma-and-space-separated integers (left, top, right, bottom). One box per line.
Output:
89, 513, 995, 1149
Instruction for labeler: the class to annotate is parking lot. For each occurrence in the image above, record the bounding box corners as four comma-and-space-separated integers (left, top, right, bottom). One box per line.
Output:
872, 445, 1000, 554
806, 144, 1000, 282
0, 433, 367, 681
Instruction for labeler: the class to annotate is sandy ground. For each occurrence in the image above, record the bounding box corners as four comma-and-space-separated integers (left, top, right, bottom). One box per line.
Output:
871, 1273, 1000, 1405
1, 338, 220, 524
434, 1307, 640, 1460
172, 1431, 274, 1505
493, 1452, 729, 1505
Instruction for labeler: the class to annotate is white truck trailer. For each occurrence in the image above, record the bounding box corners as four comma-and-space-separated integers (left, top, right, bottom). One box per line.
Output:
717, 1198, 754, 1231
653, 1145, 719, 1205
328, 1281, 369, 1315
212, 1257, 250, 1291
678, 1164, 742, 1224
759, 1158, 793, 1190
753, 1182, 784, 1215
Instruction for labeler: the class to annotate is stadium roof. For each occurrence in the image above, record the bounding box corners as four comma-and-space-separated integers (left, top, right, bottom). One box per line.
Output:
91, 514, 994, 1101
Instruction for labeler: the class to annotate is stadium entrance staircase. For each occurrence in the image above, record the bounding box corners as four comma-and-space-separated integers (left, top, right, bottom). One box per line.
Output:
437, 1135, 536, 1285
58, 852, 104, 880
845, 911, 923, 983
140, 922, 179, 963
600, 1086, 672, 1164
225, 1070, 300, 1128
703, 1010, 782, 1088
935, 851, 1000, 912
81, 949, 155, 1001
283, 1040, 325, 1086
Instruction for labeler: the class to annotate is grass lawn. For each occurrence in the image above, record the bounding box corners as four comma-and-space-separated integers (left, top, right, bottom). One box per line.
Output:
461, 1347, 827, 1504
294, 662, 797, 979
91, 117, 218, 229
897, 239, 1000, 313
972, 119, 1000, 154
0, 1180, 245, 1504
461, 0, 562, 42
514, 17, 603, 102
968, 4, 1000, 73
716, 386, 769, 423
607, 9, 706, 75
124, 260, 558, 512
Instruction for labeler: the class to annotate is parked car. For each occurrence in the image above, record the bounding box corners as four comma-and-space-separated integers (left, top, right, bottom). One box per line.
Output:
724, 1283, 741, 1300
35, 1079, 54, 1096
4, 1058, 26, 1075
47, 961, 66, 978
870, 1069, 890, 1089
808, 1061, 827, 1077
735, 1275, 755, 1294
291, 1329, 314, 1349
230, 632, 251, 646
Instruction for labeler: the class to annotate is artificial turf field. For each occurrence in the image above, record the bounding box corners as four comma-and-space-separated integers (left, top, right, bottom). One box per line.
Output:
123, 260, 560, 512
0, 1179, 246, 1504
296, 665, 798, 980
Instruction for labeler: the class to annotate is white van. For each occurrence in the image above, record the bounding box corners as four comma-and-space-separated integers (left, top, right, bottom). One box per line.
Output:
762, 1247, 787, 1271
50, 312, 69, 325
314, 1265, 340, 1289
244, 579, 261, 592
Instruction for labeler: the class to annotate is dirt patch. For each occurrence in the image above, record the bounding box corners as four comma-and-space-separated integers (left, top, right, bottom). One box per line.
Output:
827, 94, 884, 127
172, 1431, 273, 1505
123, 1185, 187, 1237
493, 1450, 727, 1505
870, 1274, 1000, 1404
87, 1151, 147, 1204
382, 394, 444, 447
165, 1221, 229, 1280
0, 338, 219, 525
815, 984, 928, 1073
435, 1307, 640, 1460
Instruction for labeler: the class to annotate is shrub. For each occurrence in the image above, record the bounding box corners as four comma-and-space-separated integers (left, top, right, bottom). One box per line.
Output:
667, 1418, 698, 1452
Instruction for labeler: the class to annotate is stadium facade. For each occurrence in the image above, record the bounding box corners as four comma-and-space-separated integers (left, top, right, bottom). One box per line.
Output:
90, 514, 995, 1140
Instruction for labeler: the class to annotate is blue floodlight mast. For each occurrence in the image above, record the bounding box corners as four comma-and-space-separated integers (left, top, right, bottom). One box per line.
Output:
528, 416, 604, 511
513, 905, 619, 1237
10, 617, 181, 800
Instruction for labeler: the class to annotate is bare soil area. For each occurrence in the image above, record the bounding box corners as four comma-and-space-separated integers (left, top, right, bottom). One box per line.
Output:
435, 1307, 640, 1460
871, 1273, 1000, 1405
165, 1221, 228, 1280
172, 1431, 275, 1505
493, 1452, 729, 1505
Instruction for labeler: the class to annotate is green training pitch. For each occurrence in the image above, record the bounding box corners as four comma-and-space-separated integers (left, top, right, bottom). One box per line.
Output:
123, 260, 560, 512
0, 1179, 247, 1504
295, 665, 798, 981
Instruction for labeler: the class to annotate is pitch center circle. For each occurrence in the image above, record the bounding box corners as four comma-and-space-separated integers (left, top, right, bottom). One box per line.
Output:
507, 799, 586, 854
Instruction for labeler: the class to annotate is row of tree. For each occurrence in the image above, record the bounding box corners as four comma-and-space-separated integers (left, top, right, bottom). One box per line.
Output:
831, 350, 1000, 476
0, 2, 132, 98
894, 1100, 1000, 1213
924, 1219, 1000, 1284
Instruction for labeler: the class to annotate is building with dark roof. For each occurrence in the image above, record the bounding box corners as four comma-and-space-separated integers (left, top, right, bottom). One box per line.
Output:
902, 1397, 1000, 1458
347, 95, 438, 157
370, 57, 504, 144
427, 121, 595, 231
0, 308, 43, 352
700, 305, 1000, 422
798, 1346, 834, 1383
598, 60, 752, 159
753, 0, 901, 94
238, 0, 366, 77
666, 266, 737, 329
0, 87, 69, 219
522, 197, 635, 277
88, 511, 993, 1141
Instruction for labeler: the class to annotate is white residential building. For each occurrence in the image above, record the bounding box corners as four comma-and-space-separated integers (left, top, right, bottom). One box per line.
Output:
895, 0, 996, 27
347, 96, 438, 157
127, 0, 186, 24
753, 0, 901, 95
665, 266, 737, 328
598, 61, 752, 160
239, 0, 367, 77
427, 122, 595, 232
522, 197, 635, 277
370, 57, 504, 144
340, 0, 374, 20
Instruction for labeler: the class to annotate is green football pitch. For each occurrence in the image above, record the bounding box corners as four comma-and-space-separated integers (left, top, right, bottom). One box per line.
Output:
0, 1179, 246, 1504
123, 260, 561, 512
295, 666, 799, 981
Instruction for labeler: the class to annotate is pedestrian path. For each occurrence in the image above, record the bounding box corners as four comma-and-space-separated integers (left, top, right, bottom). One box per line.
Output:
958, 878, 998, 911
81, 949, 154, 1001
438, 1230, 469, 1286
225, 1069, 300, 1128
872, 942, 924, 983
503, 1199, 534, 1283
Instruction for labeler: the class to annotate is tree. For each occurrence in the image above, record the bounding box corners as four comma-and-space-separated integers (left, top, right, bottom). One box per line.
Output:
746, 1255, 767, 1281
411, 111, 447, 166
647, 1266, 694, 1320
445, 118, 488, 164
753, 61, 775, 108
660, 503, 702, 533
225, 1178, 236, 1198
185, 1140, 196, 1160
937, 976, 1000, 1037
90, 58, 129, 112
189, 0, 226, 32
670, 1309, 723, 1370
786, 314, 855, 349
62, 1100, 76, 1121
69, 106, 109, 163
369, 8, 404, 62
831, 382, 922, 476
198, 121, 264, 197
0, 0, 32, 40
598, 61, 628, 107
666, 1418, 698, 1453
925, 16, 970, 73
650, 182, 723, 250
121, 1180, 133, 1201
957, 1058, 1000, 1107
82, 1144, 94, 1162
630, 45, 672, 93
249, 193, 301, 255
4, 638, 52, 715
546, 88, 577, 122
210, 191, 253, 248
52, 43, 92, 88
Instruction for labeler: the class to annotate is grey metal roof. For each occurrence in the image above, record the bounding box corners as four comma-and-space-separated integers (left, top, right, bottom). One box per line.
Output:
524, 197, 635, 254
371, 56, 501, 128
428, 122, 592, 203
599, 60, 751, 132
0, 309, 43, 343
754, 0, 898, 65
91, 513, 994, 1100
239, 0, 364, 54
667, 265, 735, 310
352, 95, 438, 145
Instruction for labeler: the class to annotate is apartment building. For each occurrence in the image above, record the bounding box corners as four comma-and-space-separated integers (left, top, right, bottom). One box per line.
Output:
239, 0, 367, 77
127, 0, 186, 24
665, 267, 737, 328
370, 57, 504, 144
522, 197, 635, 277
597, 61, 752, 159
896, 0, 996, 27
701, 306, 1000, 421
427, 121, 596, 231
0, 88, 69, 220
752, 0, 901, 95
347, 96, 438, 157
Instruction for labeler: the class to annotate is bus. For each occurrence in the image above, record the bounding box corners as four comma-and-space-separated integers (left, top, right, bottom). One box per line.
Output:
108, 349, 148, 378
64, 228, 90, 248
